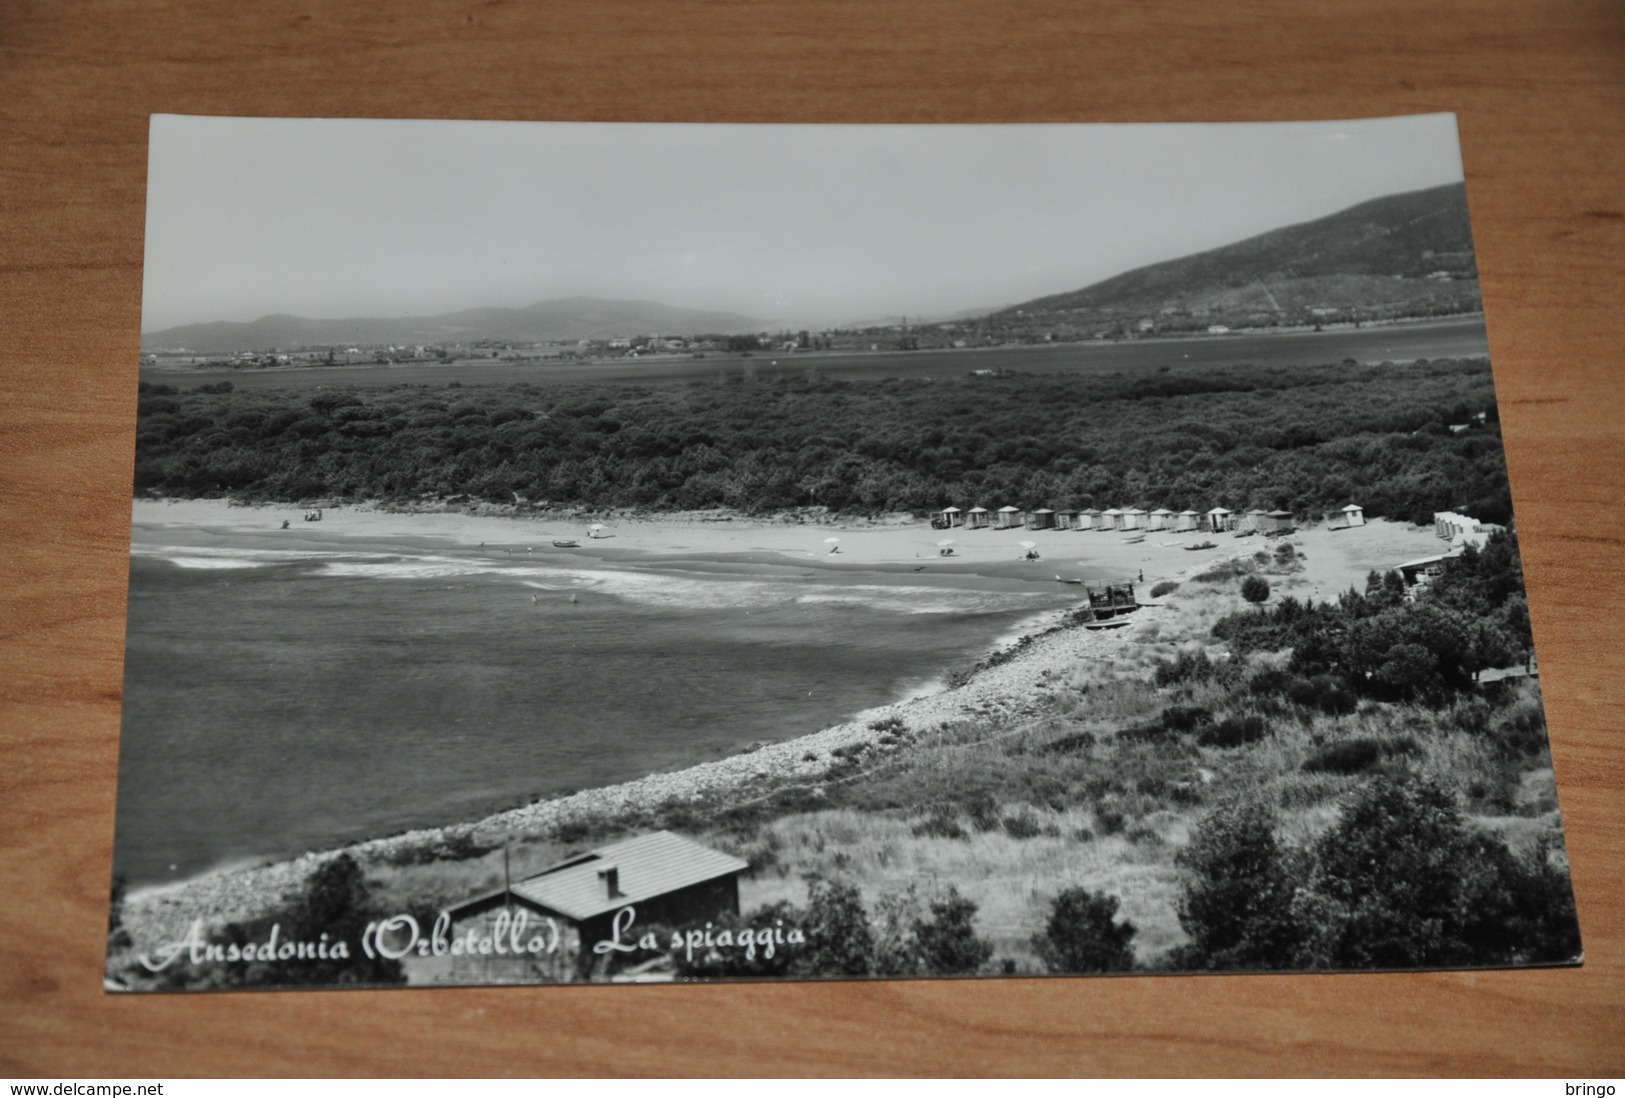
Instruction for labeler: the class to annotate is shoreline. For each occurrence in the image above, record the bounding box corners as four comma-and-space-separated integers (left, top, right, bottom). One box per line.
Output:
117, 504, 1447, 940
117, 589, 1143, 939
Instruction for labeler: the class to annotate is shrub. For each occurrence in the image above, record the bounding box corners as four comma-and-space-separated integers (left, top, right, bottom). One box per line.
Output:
1031, 888, 1137, 973
1041, 729, 1095, 754
1175, 800, 1309, 970
1150, 580, 1180, 598
1154, 650, 1219, 687
965, 792, 1002, 833
1002, 809, 1044, 839
672, 900, 804, 978
1303, 775, 1570, 969
1160, 705, 1213, 734
1095, 803, 1128, 835
1241, 576, 1271, 604
1193, 558, 1254, 584
1196, 715, 1267, 748
911, 812, 967, 840
913, 887, 994, 975
796, 879, 874, 977
1300, 736, 1416, 776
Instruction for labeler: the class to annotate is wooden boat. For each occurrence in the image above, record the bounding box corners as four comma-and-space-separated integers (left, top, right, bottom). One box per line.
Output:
1121, 533, 1146, 544
1184, 540, 1218, 551
552, 539, 580, 548
1055, 574, 1083, 585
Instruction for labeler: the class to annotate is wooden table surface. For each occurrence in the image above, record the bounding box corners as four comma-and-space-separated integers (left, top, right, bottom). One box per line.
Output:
3, 0, 1623, 1078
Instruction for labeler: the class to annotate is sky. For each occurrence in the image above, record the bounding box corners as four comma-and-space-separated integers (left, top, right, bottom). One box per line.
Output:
141, 114, 1467, 333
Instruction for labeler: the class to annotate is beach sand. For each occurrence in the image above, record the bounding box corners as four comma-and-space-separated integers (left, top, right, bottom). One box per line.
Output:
117, 501, 1446, 941
135, 498, 1246, 584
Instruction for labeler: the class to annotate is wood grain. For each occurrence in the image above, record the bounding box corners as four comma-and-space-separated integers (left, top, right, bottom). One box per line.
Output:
2, 0, 1622, 1077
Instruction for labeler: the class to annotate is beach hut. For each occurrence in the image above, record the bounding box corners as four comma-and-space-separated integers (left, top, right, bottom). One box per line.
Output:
966, 506, 990, 530
1148, 508, 1175, 531
1026, 508, 1056, 531
1121, 507, 1148, 531
1100, 507, 1124, 531
995, 506, 1023, 530
1205, 507, 1234, 532
936, 506, 964, 529
1054, 508, 1080, 531
1259, 509, 1295, 535
1176, 509, 1201, 532
1236, 509, 1267, 533
1331, 503, 1365, 530
1080, 508, 1103, 531
1434, 510, 1477, 541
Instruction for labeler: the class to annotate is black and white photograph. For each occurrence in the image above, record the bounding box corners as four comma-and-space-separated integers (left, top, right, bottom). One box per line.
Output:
107, 114, 1581, 991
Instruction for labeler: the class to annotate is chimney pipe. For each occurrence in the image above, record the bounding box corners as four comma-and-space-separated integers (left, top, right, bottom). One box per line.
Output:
598, 865, 620, 899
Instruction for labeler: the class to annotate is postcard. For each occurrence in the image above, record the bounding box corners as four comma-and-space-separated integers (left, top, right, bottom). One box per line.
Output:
107, 114, 1580, 990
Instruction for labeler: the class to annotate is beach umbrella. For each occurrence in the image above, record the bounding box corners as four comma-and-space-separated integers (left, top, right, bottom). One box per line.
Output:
937, 538, 955, 547
824, 537, 841, 544
1019, 540, 1036, 549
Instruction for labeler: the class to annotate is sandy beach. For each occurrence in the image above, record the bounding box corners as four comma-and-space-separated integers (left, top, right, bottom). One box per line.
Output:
117, 499, 1446, 941
132, 497, 1201, 584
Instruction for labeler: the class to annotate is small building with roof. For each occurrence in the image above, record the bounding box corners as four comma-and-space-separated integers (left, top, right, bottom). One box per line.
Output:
1236, 508, 1268, 533
936, 506, 964, 529
1434, 510, 1503, 548
442, 831, 748, 983
1148, 508, 1175, 531
1080, 508, 1103, 530
1175, 509, 1201, 532
1100, 507, 1124, 531
1259, 509, 1295, 535
1205, 507, 1234, 532
1330, 503, 1365, 530
1026, 508, 1056, 530
995, 505, 1023, 530
1054, 508, 1080, 531
965, 506, 990, 530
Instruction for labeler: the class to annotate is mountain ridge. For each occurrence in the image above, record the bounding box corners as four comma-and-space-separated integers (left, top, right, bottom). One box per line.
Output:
991, 182, 1480, 331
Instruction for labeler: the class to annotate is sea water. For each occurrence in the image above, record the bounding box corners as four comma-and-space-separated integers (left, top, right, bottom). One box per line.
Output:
114, 542, 1079, 885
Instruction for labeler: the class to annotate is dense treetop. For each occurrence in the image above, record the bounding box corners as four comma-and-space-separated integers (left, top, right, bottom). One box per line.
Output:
134, 356, 1510, 523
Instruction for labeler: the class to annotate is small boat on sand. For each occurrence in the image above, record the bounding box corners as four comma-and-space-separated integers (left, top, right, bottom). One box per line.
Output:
1055, 574, 1083, 585
552, 539, 580, 548
1185, 540, 1218, 551
1121, 533, 1146, 544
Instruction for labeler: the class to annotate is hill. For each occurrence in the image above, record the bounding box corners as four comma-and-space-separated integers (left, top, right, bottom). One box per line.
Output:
141, 297, 762, 353
990, 183, 1481, 336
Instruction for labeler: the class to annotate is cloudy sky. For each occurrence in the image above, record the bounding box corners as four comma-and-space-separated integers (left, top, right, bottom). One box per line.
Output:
142, 114, 1466, 332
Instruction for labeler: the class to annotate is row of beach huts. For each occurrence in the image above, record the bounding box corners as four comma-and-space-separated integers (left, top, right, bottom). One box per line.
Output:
932, 503, 1366, 534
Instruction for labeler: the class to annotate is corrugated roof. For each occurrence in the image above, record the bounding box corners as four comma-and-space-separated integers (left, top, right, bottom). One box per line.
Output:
509, 831, 749, 922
